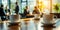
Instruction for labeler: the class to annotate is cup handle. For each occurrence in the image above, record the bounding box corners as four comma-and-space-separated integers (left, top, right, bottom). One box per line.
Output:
53, 15, 57, 21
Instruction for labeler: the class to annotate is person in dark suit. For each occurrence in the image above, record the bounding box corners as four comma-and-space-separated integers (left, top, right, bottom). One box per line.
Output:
0, 4, 5, 21
15, 2, 19, 14
24, 6, 29, 16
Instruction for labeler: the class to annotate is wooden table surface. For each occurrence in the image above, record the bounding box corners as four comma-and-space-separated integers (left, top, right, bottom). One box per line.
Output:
0, 18, 60, 30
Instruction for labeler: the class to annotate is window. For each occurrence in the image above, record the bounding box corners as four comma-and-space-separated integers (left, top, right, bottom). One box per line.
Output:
0, 0, 2, 4
2, 0, 8, 8
28, 0, 36, 12
22, 0, 26, 1
10, 0, 16, 13
21, 2, 26, 13
11, 0, 16, 3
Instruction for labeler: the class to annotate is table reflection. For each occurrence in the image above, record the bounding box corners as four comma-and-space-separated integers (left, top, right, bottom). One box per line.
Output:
0, 18, 60, 30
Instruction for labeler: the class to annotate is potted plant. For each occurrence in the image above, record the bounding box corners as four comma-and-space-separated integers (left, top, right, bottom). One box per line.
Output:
54, 4, 59, 13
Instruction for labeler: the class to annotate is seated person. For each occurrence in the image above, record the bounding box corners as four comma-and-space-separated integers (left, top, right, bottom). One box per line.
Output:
24, 6, 29, 16
5, 6, 10, 20
33, 6, 40, 14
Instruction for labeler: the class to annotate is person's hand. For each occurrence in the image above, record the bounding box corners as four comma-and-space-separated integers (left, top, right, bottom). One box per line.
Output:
6, 13, 9, 16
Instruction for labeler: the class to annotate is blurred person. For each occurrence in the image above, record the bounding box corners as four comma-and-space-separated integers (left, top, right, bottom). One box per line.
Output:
33, 6, 40, 14
5, 6, 10, 20
0, 4, 5, 21
19, 6, 29, 18
24, 6, 29, 16
15, 2, 19, 14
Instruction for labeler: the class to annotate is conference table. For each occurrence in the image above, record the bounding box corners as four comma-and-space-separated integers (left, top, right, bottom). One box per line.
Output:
0, 18, 60, 30
0, 14, 60, 30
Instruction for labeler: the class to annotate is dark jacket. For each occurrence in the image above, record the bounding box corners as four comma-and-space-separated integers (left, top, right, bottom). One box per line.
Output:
15, 5, 19, 14
0, 7, 5, 16
24, 9, 29, 15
